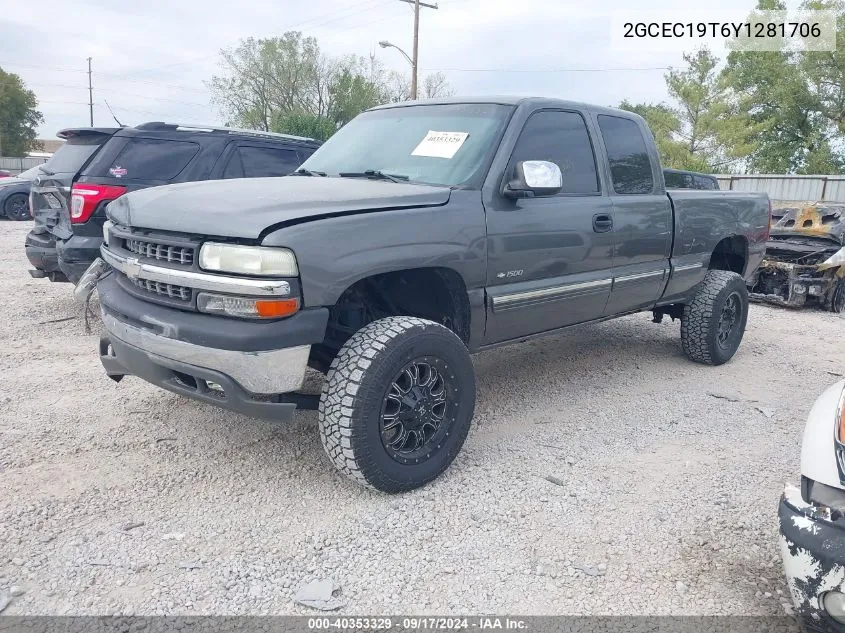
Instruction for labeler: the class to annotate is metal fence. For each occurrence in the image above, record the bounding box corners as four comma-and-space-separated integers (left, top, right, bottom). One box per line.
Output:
714, 174, 845, 203
0, 156, 50, 175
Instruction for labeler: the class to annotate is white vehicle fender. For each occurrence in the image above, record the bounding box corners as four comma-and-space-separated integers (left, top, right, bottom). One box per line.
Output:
801, 380, 845, 490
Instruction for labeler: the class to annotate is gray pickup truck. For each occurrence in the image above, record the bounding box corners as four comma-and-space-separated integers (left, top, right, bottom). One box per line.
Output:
89, 97, 770, 493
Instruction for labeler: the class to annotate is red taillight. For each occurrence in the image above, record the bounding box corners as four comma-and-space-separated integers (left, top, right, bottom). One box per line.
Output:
70, 184, 127, 224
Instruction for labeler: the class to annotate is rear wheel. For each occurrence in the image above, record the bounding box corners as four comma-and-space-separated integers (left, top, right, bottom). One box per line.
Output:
318, 316, 476, 493
681, 270, 749, 365
4, 193, 30, 221
831, 279, 845, 314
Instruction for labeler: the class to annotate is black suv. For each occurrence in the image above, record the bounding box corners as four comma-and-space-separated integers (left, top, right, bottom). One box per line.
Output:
26, 123, 320, 283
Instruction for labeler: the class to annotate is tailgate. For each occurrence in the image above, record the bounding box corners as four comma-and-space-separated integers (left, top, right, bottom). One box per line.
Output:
30, 176, 73, 239
30, 128, 118, 239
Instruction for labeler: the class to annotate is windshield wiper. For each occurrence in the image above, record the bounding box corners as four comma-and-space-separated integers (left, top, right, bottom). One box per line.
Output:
291, 168, 327, 177
338, 169, 409, 183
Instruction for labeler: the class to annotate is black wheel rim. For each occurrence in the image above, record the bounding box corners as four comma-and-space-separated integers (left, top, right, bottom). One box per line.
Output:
833, 281, 845, 314
379, 357, 456, 465
6, 194, 28, 219
717, 291, 742, 348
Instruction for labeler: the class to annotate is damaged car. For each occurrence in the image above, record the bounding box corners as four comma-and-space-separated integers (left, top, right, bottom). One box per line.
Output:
748, 203, 845, 312
780, 379, 845, 632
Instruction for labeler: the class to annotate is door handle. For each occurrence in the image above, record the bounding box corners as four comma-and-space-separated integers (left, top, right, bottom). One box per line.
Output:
593, 214, 613, 233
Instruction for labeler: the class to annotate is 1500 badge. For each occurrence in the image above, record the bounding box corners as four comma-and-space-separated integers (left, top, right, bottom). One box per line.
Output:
496, 270, 523, 279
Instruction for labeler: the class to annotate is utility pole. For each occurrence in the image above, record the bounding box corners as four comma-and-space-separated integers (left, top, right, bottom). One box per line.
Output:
411, 0, 420, 99
395, 0, 437, 99
87, 57, 94, 127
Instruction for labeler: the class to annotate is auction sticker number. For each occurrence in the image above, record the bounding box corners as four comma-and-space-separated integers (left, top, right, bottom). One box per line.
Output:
308, 618, 393, 629
411, 130, 469, 159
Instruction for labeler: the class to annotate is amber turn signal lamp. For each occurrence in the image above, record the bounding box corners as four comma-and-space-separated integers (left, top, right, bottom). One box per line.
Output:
255, 298, 299, 318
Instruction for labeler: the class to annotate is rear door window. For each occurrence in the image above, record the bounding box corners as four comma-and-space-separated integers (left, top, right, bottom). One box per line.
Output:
237, 146, 301, 178
597, 115, 655, 194
108, 138, 200, 181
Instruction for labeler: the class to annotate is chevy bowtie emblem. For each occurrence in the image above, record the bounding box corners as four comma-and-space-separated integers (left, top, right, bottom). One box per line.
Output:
124, 257, 142, 278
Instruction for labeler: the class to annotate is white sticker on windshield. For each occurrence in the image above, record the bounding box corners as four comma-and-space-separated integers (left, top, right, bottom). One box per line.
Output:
411, 131, 469, 159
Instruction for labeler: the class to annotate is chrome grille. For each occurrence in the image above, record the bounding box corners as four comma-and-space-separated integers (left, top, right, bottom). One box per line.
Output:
125, 238, 194, 265
129, 277, 191, 301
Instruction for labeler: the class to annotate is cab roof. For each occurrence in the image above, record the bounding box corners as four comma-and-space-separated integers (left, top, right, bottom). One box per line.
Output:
369, 96, 638, 119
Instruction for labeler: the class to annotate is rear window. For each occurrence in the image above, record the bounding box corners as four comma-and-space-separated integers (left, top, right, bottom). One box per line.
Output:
597, 115, 654, 194
664, 171, 692, 189
107, 138, 200, 181
223, 145, 301, 179
694, 175, 718, 190
45, 136, 109, 174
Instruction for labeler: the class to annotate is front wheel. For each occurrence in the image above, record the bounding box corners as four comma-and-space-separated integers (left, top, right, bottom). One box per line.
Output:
4, 193, 30, 221
681, 270, 749, 365
318, 316, 476, 493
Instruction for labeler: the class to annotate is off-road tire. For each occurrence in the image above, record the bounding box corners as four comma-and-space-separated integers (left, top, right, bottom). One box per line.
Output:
681, 270, 749, 365
318, 316, 476, 493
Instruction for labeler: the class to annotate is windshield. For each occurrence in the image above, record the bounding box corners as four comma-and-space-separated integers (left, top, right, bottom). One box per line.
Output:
299, 103, 512, 187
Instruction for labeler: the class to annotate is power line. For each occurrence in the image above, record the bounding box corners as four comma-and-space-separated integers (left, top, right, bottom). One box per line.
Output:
423, 66, 671, 73
103, 90, 210, 108
290, 0, 392, 32
71, 0, 390, 81
0, 62, 88, 74
283, 0, 388, 31
99, 79, 210, 94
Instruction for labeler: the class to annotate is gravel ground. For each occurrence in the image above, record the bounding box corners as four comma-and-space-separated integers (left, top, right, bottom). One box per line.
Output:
1, 219, 843, 617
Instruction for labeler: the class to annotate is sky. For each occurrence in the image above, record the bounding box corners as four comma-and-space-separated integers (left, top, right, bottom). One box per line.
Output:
0, 0, 789, 141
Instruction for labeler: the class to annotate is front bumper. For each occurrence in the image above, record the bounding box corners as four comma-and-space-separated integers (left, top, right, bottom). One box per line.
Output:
749, 260, 839, 310
780, 485, 845, 632
98, 273, 329, 421
57, 235, 101, 284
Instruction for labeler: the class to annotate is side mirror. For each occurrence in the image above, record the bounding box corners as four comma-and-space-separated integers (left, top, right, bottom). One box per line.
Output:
504, 160, 562, 198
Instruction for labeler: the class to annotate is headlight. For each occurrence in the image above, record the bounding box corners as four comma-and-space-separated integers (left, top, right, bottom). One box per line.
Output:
102, 220, 113, 247
196, 292, 299, 319
199, 243, 298, 276
838, 385, 845, 444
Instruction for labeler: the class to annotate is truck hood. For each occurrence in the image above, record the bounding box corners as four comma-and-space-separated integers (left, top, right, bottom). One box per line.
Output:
770, 203, 844, 246
106, 176, 452, 239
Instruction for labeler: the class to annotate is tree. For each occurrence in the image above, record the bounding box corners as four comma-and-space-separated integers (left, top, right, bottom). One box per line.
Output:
208, 32, 455, 137
209, 33, 323, 131
619, 50, 758, 172
0, 68, 43, 157
719, 0, 845, 173
422, 72, 455, 99
272, 113, 337, 141
664, 49, 758, 171
618, 100, 708, 170
328, 58, 384, 125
